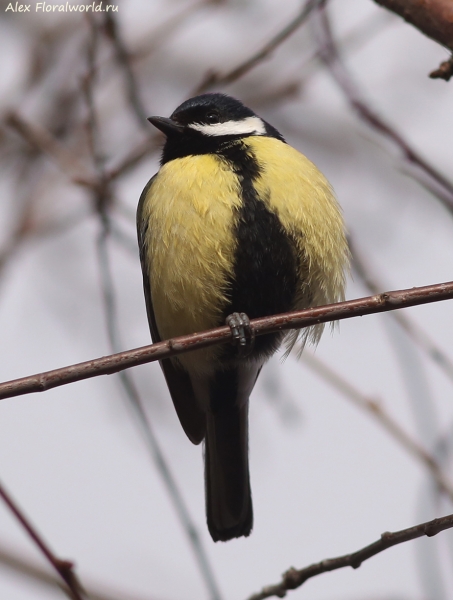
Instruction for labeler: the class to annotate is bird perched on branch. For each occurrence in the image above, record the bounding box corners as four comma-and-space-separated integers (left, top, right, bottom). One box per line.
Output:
137, 93, 348, 542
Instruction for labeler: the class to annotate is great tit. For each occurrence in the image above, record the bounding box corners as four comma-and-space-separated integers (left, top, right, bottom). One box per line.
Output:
137, 93, 348, 542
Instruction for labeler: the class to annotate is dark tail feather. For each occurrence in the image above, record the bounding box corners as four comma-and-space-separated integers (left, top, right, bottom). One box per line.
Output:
205, 399, 253, 542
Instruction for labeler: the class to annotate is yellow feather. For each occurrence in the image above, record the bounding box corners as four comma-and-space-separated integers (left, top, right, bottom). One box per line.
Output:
141, 153, 241, 374
245, 136, 349, 349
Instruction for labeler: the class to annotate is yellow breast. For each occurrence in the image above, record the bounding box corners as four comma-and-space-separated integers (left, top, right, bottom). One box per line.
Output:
141, 153, 241, 352
244, 136, 349, 347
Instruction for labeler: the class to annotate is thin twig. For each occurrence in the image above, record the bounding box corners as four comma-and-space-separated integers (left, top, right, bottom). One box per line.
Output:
246, 512, 453, 600
246, 9, 393, 109
1, 280, 453, 401
103, 11, 148, 125
194, 0, 322, 94
106, 133, 160, 181
0, 209, 89, 283
430, 56, 453, 81
83, 16, 105, 173
302, 351, 453, 501
5, 77, 156, 190
82, 17, 113, 219
132, 0, 221, 62
4, 112, 95, 188
0, 542, 160, 600
0, 481, 87, 600
350, 237, 453, 384
313, 2, 453, 215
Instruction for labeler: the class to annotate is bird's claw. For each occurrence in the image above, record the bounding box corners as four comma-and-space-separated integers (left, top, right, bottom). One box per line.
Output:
226, 312, 255, 357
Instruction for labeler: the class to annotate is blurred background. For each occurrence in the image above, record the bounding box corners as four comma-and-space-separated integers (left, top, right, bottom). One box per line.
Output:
1, 0, 453, 599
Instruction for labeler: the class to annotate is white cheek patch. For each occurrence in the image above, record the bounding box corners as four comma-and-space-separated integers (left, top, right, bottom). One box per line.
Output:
188, 116, 266, 137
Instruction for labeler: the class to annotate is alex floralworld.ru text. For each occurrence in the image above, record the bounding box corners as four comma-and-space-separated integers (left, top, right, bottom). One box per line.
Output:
5, 2, 118, 12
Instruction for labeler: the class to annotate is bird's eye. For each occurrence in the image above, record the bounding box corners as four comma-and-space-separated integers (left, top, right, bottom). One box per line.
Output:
205, 111, 220, 124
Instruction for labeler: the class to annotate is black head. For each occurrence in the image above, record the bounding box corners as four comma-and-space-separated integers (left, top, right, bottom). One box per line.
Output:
148, 93, 285, 163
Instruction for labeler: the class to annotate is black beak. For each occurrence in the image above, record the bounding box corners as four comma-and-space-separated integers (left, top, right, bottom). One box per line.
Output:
148, 116, 185, 136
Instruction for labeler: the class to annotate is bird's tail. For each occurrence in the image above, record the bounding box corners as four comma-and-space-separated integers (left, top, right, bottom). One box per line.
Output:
205, 398, 253, 542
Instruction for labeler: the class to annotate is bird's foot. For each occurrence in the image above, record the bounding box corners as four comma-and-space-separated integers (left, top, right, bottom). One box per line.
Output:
226, 312, 255, 357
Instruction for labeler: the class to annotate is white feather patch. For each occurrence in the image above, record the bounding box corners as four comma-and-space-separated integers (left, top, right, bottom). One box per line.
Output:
188, 116, 266, 136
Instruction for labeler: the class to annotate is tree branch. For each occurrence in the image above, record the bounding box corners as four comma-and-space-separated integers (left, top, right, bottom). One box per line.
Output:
350, 237, 453, 384
4, 112, 95, 188
103, 11, 148, 125
302, 351, 453, 501
246, 512, 453, 600
194, 0, 321, 93
372, 0, 453, 80
0, 542, 157, 600
0, 281, 453, 401
0, 481, 87, 600
314, 3, 453, 215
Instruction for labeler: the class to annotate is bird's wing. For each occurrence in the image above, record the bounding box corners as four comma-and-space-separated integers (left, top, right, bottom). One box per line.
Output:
137, 176, 206, 445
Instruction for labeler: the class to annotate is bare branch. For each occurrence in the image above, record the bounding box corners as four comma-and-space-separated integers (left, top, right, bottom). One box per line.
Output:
246, 9, 393, 110
372, 0, 453, 79
0, 281, 453, 401
106, 134, 160, 181
0, 481, 87, 600
246, 512, 453, 600
6, 104, 159, 187
194, 0, 321, 93
302, 351, 453, 501
4, 112, 95, 189
103, 11, 148, 125
350, 237, 453, 385
132, 0, 222, 62
430, 56, 453, 81
0, 542, 159, 600
314, 3, 453, 215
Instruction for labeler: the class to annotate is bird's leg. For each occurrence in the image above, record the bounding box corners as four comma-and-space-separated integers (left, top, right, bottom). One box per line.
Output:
226, 312, 255, 357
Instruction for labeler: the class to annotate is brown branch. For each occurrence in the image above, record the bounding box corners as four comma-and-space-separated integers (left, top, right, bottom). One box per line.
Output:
430, 56, 453, 81
106, 133, 160, 181
0, 281, 453, 402
4, 112, 95, 189
371, 0, 453, 79
0, 542, 160, 600
246, 9, 393, 110
350, 237, 453, 384
131, 0, 222, 62
82, 16, 103, 173
82, 18, 113, 219
0, 481, 87, 600
372, 0, 453, 79
246, 512, 453, 600
6, 107, 159, 187
302, 351, 453, 501
314, 3, 453, 215
103, 11, 148, 125
194, 0, 321, 94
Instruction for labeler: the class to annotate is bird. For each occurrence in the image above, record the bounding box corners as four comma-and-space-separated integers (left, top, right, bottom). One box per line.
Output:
137, 93, 349, 542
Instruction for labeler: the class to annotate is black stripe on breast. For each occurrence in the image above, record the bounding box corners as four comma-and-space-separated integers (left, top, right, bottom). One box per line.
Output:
219, 141, 299, 359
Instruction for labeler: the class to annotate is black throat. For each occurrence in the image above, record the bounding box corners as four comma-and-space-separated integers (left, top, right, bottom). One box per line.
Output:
160, 131, 255, 165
